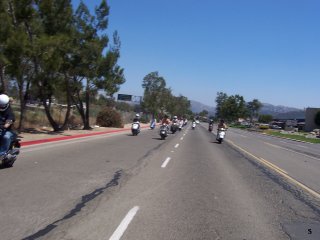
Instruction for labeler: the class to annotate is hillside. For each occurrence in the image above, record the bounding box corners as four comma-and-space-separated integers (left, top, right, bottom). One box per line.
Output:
260, 103, 305, 119
190, 100, 305, 119
190, 100, 216, 115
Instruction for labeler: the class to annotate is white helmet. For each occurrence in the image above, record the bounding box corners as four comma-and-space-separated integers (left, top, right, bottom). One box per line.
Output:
135, 113, 140, 117
0, 94, 10, 111
173, 116, 177, 119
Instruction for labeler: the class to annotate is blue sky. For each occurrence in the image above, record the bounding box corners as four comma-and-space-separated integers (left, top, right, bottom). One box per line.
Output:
72, 0, 320, 109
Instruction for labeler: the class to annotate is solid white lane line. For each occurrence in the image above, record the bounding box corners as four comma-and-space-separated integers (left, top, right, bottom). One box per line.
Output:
109, 206, 140, 240
161, 157, 171, 168
264, 142, 319, 160
175, 144, 179, 148
239, 134, 247, 138
280, 141, 288, 144
297, 145, 309, 149
180, 137, 184, 140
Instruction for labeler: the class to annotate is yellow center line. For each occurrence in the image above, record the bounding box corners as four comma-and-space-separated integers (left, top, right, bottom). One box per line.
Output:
227, 140, 320, 200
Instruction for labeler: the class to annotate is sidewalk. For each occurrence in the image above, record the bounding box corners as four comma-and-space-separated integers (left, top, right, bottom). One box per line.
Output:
19, 123, 150, 146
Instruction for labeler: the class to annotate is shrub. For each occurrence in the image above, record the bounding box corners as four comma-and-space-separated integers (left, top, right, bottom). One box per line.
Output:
140, 115, 150, 124
96, 107, 123, 128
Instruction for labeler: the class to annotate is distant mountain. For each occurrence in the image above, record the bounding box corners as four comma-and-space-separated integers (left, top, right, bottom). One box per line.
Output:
190, 100, 305, 119
260, 103, 305, 119
190, 100, 216, 115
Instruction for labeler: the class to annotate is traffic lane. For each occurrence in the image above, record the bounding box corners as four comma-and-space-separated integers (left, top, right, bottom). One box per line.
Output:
30, 127, 189, 240
0, 127, 177, 240
227, 127, 320, 158
226, 127, 320, 158
122, 124, 320, 239
223, 128, 320, 194
44, 123, 320, 240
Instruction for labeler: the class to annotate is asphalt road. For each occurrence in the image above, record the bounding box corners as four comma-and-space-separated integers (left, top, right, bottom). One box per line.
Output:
1, 124, 320, 240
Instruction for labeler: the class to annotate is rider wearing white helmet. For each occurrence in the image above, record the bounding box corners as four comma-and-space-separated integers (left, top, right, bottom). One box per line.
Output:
133, 113, 140, 123
0, 94, 16, 158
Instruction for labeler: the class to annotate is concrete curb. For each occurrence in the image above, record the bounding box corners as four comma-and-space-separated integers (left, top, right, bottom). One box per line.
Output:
21, 125, 150, 146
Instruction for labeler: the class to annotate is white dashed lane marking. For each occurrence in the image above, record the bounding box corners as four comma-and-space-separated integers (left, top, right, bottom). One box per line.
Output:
109, 206, 140, 240
161, 157, 172, 168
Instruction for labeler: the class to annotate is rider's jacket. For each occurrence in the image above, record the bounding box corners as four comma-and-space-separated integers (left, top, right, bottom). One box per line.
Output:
0, 106, 15, 130
133, 117, 140, 123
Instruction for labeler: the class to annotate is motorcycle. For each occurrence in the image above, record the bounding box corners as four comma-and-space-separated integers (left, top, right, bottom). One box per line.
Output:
131, 122, 140, 136
0, 129, 20, 168
216, 128, 226, 143
159, 124, 168, 140
178, 120, 184, 131
208, 124, 213, 132
192, 121, 196, 130
170, 121, 179, 134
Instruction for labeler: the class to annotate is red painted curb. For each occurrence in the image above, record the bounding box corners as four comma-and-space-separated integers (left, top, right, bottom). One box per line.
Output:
21, 125, 150, 146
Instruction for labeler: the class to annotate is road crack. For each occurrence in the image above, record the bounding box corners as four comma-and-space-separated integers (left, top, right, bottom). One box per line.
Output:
22, 170, 123, 240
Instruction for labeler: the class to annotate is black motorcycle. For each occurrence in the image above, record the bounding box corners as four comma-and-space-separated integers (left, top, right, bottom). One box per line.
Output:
160, 124, 168, 140
170, 121, 179, 134
0, 129, 20, 168
208, 124, 213, 132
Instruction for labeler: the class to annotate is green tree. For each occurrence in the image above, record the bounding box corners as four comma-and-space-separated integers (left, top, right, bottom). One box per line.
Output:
0, 0, 37, 131
215, 92, 228, 119
165, 94, 191, 117
199, 110, 209, 117
258, 114, 273, 123
247, 99, 262, 122
33, 0, 74, 131
141, 71, 167, 116
70, 0, 124, 130
219, 94, 247, 122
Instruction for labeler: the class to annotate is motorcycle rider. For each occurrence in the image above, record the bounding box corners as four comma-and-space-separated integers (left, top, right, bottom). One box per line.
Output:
208, 118, 214, 131
217, 119, 227, 129
133, 113, 140, 123
0, 94, 16, 159
217, 119, 227, 135
171, 116, 179, 133
160, 114, 171, 131
161, 114, 171, 125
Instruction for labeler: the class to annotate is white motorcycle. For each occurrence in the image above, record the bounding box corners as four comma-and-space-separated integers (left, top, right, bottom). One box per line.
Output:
192, 121, 196, 130
131, 122, 140, 136
216, 128, 226, 143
